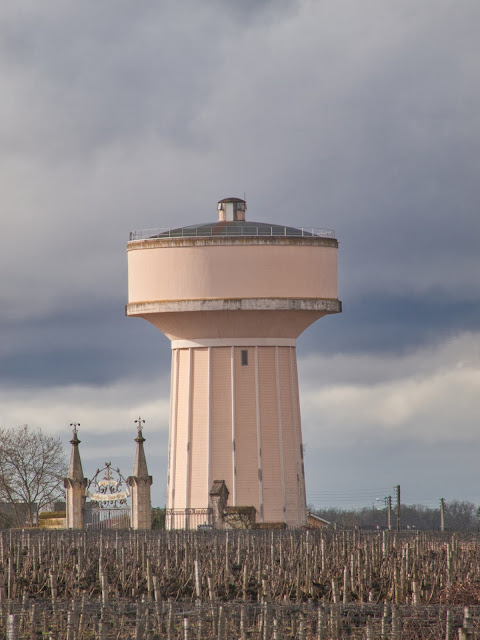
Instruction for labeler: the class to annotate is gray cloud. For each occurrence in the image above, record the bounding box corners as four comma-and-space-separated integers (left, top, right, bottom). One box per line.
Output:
300, 295, 480, 357
0, 305, 170, 386
1, 0, 480, 507
1, 0, 478, 321
0, 372, 171, 505
302, 331, 480, 506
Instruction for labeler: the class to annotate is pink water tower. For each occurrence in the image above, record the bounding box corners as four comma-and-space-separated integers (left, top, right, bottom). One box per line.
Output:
126, 197, 341, 528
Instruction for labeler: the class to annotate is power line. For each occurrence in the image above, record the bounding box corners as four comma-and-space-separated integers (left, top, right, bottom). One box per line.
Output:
307, 487, 392, 498
307, 486, 476, 511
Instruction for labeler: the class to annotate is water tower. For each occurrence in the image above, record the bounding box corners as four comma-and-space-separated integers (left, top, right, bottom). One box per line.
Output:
126, 197, 341, 527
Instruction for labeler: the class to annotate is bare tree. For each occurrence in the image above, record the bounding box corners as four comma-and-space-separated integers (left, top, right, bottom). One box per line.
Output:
0, 425, 68, 527
444, 500, 479, 530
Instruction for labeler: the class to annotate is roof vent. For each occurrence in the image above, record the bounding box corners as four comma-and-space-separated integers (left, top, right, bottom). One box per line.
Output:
217, 197, 246, 222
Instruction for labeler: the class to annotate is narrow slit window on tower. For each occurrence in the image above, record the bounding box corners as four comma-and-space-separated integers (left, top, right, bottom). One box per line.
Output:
241, 349, 248, 366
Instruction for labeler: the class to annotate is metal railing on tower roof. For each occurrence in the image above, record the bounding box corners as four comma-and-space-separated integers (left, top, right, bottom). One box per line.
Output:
129, 224, 336, 241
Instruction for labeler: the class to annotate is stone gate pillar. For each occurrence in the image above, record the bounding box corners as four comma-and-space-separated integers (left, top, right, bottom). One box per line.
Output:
209, 480, 229, 529
127, 418, 153, 529
64, 424, 87, 529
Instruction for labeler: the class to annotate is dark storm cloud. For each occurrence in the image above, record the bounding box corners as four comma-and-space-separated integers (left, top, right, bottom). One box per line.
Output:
4, 289, 478, 390
0, 304, 170, 387
0, 0, 480, 506
300, 294, 480, 357
2, 0, 479, 323
1, 0, 480, 506
0, 6, 215, 159
0, 0, 294, 159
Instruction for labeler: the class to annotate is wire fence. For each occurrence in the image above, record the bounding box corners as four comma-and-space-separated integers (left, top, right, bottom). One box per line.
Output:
164, 508, 211, 530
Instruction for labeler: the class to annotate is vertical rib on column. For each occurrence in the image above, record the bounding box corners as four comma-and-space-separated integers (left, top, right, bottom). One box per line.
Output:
259, 347, 282, 523
289, 346, 302, 525
234, 347, 259, 513
210, 348, 234, 495
289, 347, 306, 525
185, 349, 193, 509
275, 347, 287, 523
254, 346, 264, 521
189, 348, 209, 509
231, 346, 236, 506
173, 349, 190, 510
279, 346, 300, 527
167, 349, 178, 510
206, 347, 212, 507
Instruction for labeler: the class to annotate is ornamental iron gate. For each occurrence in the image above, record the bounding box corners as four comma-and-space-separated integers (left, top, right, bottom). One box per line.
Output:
165, 508, 212, 530
83, 462, 131, 530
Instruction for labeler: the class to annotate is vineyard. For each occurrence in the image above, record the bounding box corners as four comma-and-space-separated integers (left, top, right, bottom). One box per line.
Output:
1, 529, 480, 638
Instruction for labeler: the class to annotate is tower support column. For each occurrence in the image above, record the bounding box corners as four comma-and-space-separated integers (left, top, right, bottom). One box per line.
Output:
166, 341, 306, 527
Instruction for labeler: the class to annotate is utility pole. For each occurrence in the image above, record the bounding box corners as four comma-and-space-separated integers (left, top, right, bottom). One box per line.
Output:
440, 498, 445, 532
395, 485, 401, 532
387, 496, 392, 531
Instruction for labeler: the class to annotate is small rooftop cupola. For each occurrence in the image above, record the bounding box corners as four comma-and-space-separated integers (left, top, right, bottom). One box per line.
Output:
217, 197, 246, 222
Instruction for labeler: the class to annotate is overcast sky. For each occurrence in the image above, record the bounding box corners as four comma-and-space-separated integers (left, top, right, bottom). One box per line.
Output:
1, 0, 479, 511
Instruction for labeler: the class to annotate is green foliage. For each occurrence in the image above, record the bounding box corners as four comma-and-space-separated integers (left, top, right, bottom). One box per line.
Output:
151, 507, 166, 529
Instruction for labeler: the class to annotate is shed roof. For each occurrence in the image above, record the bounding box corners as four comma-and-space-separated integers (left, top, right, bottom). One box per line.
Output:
209, 480, 229, 496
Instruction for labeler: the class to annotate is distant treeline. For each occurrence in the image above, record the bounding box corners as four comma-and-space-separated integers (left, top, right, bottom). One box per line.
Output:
311, 500, 480, 531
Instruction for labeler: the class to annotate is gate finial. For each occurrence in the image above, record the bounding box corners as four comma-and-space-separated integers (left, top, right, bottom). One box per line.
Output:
65, 422, 87, 530
128, 417, 152, 529
70, 422, 80, 443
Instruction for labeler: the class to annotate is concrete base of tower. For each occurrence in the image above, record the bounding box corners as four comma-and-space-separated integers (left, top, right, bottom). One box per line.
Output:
167, 343, 308, 528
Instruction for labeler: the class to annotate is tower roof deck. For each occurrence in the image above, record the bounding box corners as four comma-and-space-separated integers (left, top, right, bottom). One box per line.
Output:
129, 221, 336, 242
